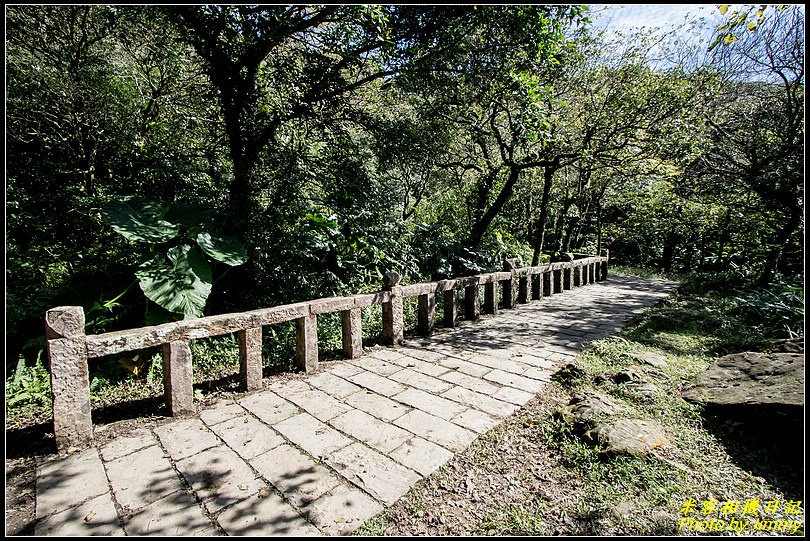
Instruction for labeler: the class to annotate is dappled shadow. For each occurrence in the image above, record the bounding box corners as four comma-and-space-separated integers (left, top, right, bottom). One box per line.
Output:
701, 406, 804, 500
6, 422, 57, 459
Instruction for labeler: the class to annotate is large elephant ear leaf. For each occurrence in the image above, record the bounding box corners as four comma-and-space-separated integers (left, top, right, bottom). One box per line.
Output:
136, 244, 212, 318
101, 197, 179, 243
196, 232, 247, 266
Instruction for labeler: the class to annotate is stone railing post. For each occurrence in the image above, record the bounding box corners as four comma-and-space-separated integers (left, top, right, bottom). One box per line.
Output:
600, 249, 609, 280
542, 270, 552, 296
563, 266, 572, 290
573, 264, 581, 287
341, 307, 363, 358
382, 271, 404, 345
553, 268, 563, 293
238, 327, 262, 391
464, 281, 480, 321
531, 272, 541, 300
483, 280, 498, 315
45, 306, 92, 451
518, 270, 529, 304
417, 293, 435, 336
296, 313, 319, 372
502, 260, 517, 309
589, 262, 596, 284
443, 289, 458, 327
162, 340, 194, 415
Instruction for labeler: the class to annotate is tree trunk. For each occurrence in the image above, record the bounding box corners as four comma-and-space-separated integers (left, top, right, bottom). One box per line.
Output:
530, 162, 559, 265
466, 165, 519, 250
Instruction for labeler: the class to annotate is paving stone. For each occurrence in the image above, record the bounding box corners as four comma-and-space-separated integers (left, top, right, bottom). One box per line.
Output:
99, 428, 156, 461
521, 366, 554, 382
435, 356, 491, 377
266, 379, 312, 396
368, 348, 406, 362
155, 418, 220, 462
250, 443, 340, 507
390, 354, 448, 377
441, 385, 518, 417
346, 370, 406, 396
394, 410, 477, 452
484, 368, 547, 393
327, 362, 364, 378
35, 493, 123, 536
344, 389, 409, 422
176, 445, 262, 513
124, 490, 218, 536
216, 490, 321, 536
439, 370, 500, 395
273, 387, 352, 422
106, 444, 184, 512
352, 357, 402, 376
389, 437, 453, 476
36, 448, 109, 519
399, 348, 444, 362
330, 409, 413, 453
274, 412, 352, 459
200, 400, 246, 426
307, 372, 362, 399
239, 391, 300, 426
393, 387, 466, 421
451, 408, 499, 433
208, 414, 285, 460
465, 354, 527, 374
389, 367, 453, 393
306, 484, 383, 535
325, 443, 421, 505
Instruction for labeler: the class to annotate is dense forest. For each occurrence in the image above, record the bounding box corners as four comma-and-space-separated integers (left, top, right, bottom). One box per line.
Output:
6, 5, 804, 385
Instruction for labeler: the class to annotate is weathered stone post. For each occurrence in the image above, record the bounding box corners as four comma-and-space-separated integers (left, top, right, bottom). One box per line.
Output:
238, 327, 263, 391
573, 264, 581, 287
341, 307, 363, 358
296, 313, 319, 372
382, 271, 404, 345
589, 262, 596, 284
518, 270, 529, 304
600, 249, 609, 280
531, 272, 542, 300
417, 293, 435, 336
553, 267, 563, 293
542, 270, 552, 296
443, 289, 458, 327
502, 260, 517, 309
162, 340, 194, 415
483, 280, 498, 315
464, 280, 480, 321
46, 306, 92, 451
563, 266, 572, 290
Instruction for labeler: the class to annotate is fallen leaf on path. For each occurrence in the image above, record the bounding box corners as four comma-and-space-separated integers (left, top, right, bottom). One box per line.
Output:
84, 511, 96, 523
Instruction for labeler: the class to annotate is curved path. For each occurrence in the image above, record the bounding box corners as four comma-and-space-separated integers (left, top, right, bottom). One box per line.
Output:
33, 274, 677, 536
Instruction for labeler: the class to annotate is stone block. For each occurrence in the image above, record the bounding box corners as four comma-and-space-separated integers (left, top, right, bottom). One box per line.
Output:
553, 269, 563, 294
344, 389, 409, 422
162, 340, 194, 415
35, 493, 122, 536
296, 314, 319, 373
216, 490, 321, 536
239, 327, 263, 391
200, 399, 246, 427
341, 307, 363, 359
176, 445, 261, 513
36, 449, 109, 520
393, 410, 476, 452
106, 445, 184, 512
518, 275, 529, 304
450, 408, 498, 433
250, 443, 340, 507
392, 387, 466, 421
272, 386, 351, 422
331, 409, 413, 453
99, 428, 157, 462
154, 418, 220, 462
124, 490, 216, 536
273, 412, 352, 459
326, 443, 421, 505
306, 484, 383, 536
483, 282, 498, 315
443, 289, 458, 327
464, 285, 480, 320
485, 369, 546, 394
346, 370, 406, 396
441, 385, 518, 418
382, 288, 405, 346
389, 437, 453, 477
307, 371, 362, 399
239, 391, 300, 426
47, 334, 92, 451
389, 368, 453, 393
208, 413, 285, 460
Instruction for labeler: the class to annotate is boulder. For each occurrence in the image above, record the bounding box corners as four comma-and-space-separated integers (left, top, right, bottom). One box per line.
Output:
595, 419, 670, 456
767, 338, 804, 354
628, 351, 668, 368
682, 351, 803, 414
557, 390, 629, 427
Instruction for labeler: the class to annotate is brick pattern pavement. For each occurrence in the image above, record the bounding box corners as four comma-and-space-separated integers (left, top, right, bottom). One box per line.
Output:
33, 274, 677, 535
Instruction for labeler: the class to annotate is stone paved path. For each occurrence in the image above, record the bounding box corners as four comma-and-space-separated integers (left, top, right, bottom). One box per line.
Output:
33, 274, 677, 536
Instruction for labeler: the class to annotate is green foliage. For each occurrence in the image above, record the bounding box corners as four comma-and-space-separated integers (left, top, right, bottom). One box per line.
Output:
5, 357, 51, 410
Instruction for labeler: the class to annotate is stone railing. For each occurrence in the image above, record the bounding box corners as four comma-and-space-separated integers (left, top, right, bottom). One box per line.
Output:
45, 253, 609, 451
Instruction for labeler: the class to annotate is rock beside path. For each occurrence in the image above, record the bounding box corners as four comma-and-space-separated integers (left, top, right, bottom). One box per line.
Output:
595, 419, 670, 456
682, 351, 803, 414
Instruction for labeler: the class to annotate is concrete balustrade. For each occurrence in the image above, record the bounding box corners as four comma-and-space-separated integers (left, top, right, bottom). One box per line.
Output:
45, 254, 608, 451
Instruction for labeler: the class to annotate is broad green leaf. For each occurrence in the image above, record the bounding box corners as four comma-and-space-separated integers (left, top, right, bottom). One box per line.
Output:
196, 233, 247, 266
101, 197, 178, 244
136, 244, 212, 318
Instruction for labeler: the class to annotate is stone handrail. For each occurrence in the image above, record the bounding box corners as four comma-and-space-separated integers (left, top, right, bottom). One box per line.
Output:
45, 254, 609, 451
